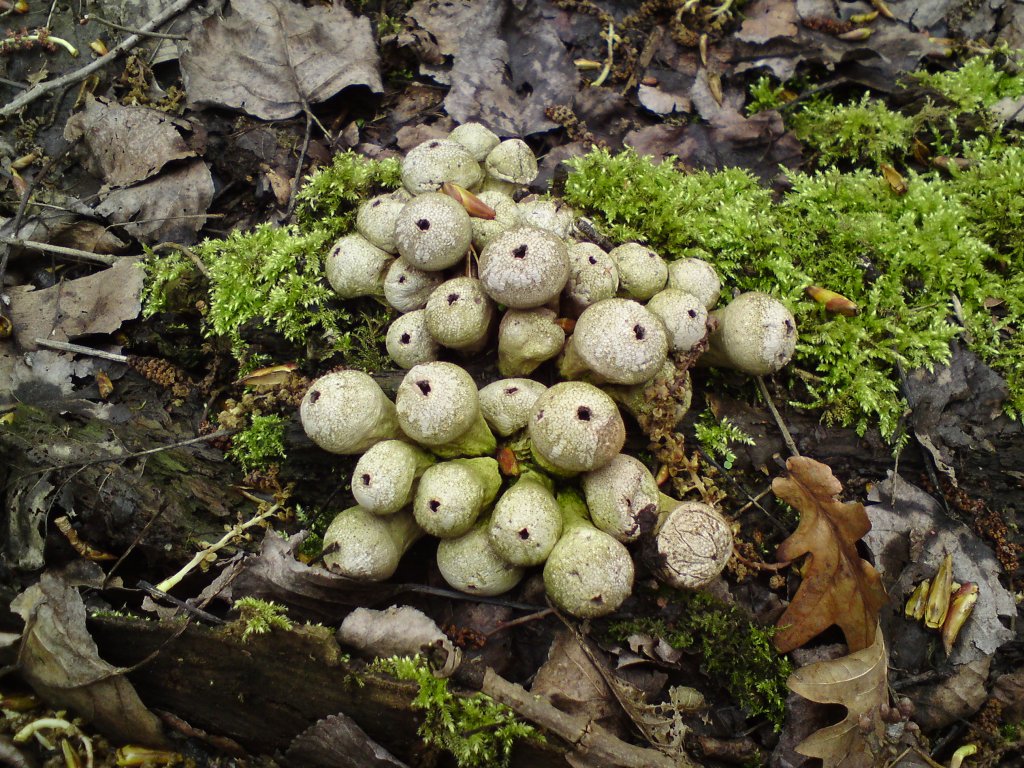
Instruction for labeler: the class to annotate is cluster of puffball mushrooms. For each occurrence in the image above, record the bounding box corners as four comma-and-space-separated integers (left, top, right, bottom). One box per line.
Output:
299, 124, 798, 618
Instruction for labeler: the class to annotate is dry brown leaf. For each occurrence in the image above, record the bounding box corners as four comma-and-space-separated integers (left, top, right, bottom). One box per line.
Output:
787, 625, 887, 768
772, 456, 887, 653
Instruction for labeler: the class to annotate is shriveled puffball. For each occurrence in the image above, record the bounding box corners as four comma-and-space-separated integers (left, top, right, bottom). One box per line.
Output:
478, 378, 548, 437
497, 308, 565, 377
609, 243, 668, 301
564, 242, 619, 316
424, 276, 495, 352
646, 289, 709, 354
471, 190, 521, 250
325, 234, 393, 299
529, 381, 625, 474
394, 192, 472, 271
448, 122, 500, 162
653, 501, 733, 590
300, 371, 400, 454
352, 440, 434, 515
478, 226, 569, 309
402, 138, 483, 194
517, 198, 575, 239
383, 259, 444, 313
667, 257, 721, 310
559, 298, 668, 386
356, 190, 410, 254
582, 454, 660, 542
386, 310, 441, 369
437, 519, 525, 596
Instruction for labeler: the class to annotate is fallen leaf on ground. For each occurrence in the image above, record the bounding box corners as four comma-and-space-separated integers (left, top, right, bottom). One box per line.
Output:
10, 564, 168, 747
532, 629, 620, 728
337, 606, 454, 663
772, 456, 887, 653
787, 624, 886, 768
63, 96, 197, 187
181, 0, 382, 120
283, 713, 409, 768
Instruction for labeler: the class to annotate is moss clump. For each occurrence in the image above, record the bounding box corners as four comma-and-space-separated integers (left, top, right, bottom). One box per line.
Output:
694, 411, 754, 470
788, 93, 916, 166
233, 597, 293, 641
607, 592, 792, 730
372, 655, 541, 768
227, 413, 287, 472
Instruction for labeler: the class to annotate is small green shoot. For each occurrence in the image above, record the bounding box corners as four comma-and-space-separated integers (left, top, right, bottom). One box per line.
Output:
234, 597, 293, 641
694, 411, 755, 469
227, 414, 287, 472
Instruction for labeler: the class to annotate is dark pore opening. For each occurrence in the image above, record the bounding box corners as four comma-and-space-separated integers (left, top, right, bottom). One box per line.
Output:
371, 199, 381, 207
588, 255, 597, 265
577, 406, 592, 421
504, 386, 519, 395
429, 499, 441, 512
427, 141, 440, 148
400, 333, 411, 344
416, 219, 431, 231
512, 244, 528, 259
417, 380, 431, 396
398, 274, 407, 283
688, 309, 697, 318
309, 390, 321, 403
633, 324, 646, 340
447, 293, 460, 305
518, 528, 530, 540
361, 473, 371, 486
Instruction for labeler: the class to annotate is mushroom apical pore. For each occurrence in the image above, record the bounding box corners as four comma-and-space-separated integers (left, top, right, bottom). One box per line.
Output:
424, 276, 495, 352
559, 298, 668, 385
394, 192, 472, 272
478, 226, 570, 309
386, 310, 441, 369
529, 381, 625, 474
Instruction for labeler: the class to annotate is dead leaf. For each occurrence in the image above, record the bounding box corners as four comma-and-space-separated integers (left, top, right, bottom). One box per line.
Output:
95, 160, 214, 244
181, 0, 382, 121
532, 629, 620, 728
410, 0, 577, 137
10, 565, 168, 747
63, 96, 196, 187
772, 456, 887, 653
283, 713, 409, 768
8, 258, 143, 351
787, 625, 887, 768
736, 0, 799, 43
337, 606, 455, 663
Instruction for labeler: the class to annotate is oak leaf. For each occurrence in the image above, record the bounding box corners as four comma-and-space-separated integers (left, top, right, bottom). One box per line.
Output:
788, 624, 887, 768
772, 456, 887, 652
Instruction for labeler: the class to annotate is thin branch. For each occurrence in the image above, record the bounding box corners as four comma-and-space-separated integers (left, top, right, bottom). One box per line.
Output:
33, 338, 128, 362
756, 376, 800, 457
0, 236, 120, 265
82, 14, 189, 40
0, 0, 197, 118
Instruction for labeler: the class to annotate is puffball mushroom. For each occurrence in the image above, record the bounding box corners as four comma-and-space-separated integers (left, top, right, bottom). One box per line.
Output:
543, 490, 634, 618
437, 519, 525, 596
394, 192, 472, 272
646, 289, 709, 354
478, 378, 548, 437
559, 298, 668, 385
448, 122, 501, 162
323, 506, 423, 581
667, 256, 721, 310
582, 454, 660, 543
402, 138, 483, 194
488, 471, 562, 567
423, 276, 495, 352
300, 371, 401, 454
325, 234, 393, 299
413, 458, 502, 538
386, 310, 441, 369
653, 499, 733, 590
395, 361, 496, 458
352, 440, 435, 515
483, 138, 538, 194
471, 190, 521, 250
564, 242, 619, 316
356, 190, 410, 254
517, 198, 575, 239
383, 259, 444, 313
497, 308, 565, 377
608, 243, 668, 301
700, 291, 798, 375
478, 226, 570, 309
529, 381, 625, 475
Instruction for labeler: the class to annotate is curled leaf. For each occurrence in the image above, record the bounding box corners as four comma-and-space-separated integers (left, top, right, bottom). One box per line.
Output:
805, 286, 859, 317
441, 182, 496, 220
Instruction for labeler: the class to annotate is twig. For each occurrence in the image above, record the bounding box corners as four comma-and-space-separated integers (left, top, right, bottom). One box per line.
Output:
0, 0, 197, 118
0, 236, 119, 265
82, 14, 189, 40
485, 608, 554, 637
756, 376, 800, 457
32, 338, 128, 362
136, 580, 227, 624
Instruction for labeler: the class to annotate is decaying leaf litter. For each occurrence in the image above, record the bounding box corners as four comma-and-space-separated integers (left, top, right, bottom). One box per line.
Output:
1, 0, 1023, 767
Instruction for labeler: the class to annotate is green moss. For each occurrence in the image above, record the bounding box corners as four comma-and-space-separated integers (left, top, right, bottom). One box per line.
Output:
227, 414, 287, 472
912, 49, 1024, 113
694, 411, 754, 469
607, 592, 792, 730
788, 93, 916, 166
372, 655, 541, 768
233, 597, 293, 641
